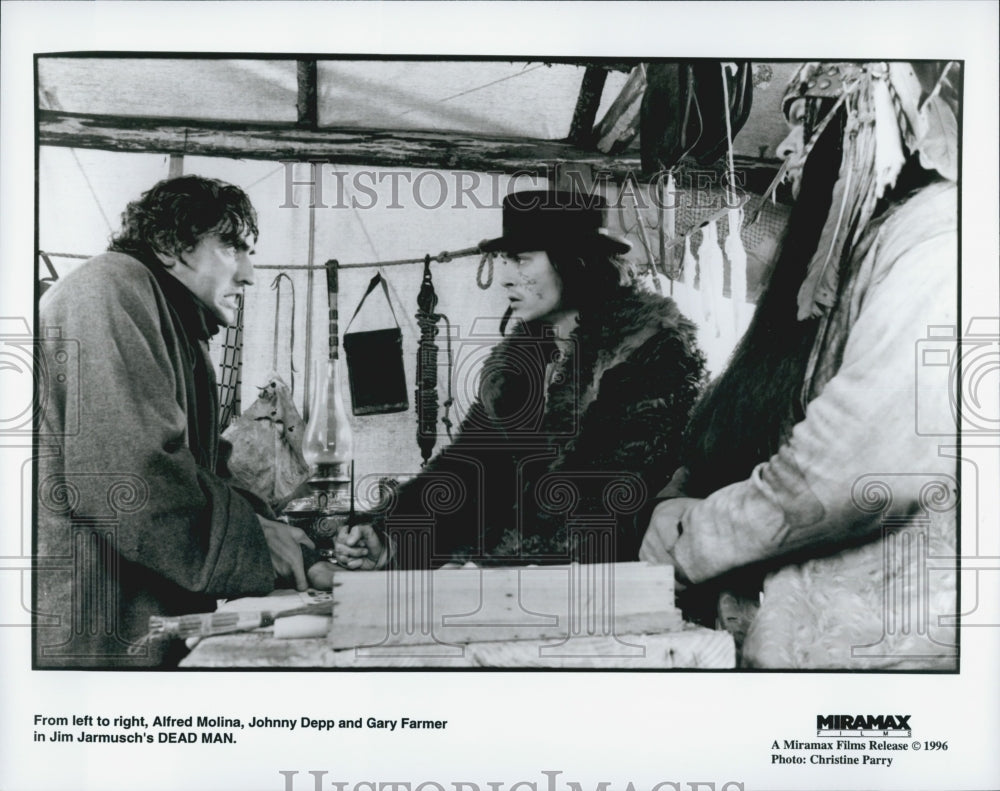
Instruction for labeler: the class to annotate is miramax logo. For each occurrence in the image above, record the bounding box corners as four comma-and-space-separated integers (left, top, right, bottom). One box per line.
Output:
816, 714, 912, 738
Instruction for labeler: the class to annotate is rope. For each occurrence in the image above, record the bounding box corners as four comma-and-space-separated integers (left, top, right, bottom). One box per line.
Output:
720, 64, 738, 209
394, 63, 548, 122
439, 312, 455, 442
477, 252, 495, 289
252, 245, 482, 271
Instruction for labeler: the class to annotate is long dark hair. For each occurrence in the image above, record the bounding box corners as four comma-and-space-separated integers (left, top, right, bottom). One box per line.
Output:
499, 246, 627, 336
681, 103, 845, 497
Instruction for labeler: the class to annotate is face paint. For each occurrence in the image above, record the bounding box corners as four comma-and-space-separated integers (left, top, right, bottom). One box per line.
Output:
498, 250, 564, 323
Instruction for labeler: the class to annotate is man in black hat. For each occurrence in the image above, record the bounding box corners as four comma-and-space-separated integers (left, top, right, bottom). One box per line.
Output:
334, 189, 706, 569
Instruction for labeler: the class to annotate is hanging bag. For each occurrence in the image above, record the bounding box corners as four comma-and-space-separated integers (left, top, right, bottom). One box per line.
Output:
342, 272, 409, 415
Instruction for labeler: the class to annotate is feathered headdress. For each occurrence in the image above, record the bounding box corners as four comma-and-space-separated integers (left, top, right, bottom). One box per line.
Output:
784, 62, 959, 320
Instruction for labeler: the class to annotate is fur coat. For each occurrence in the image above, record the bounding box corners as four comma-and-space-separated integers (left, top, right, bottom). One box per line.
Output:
669, 182, 959, 669
383, 286, 705, 567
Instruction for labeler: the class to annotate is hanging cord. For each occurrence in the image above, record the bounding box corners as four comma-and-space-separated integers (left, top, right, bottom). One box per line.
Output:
415, 255, 455, 465
720, 63, 739, 209
477, 251, 495, 289
253, 245, 482, 271
269, 272, 297, 396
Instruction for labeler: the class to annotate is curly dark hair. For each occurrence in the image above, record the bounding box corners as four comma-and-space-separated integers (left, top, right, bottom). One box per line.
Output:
108, 175, 258, 259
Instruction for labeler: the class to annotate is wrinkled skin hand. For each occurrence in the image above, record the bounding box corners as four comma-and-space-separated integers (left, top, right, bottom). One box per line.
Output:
333, 523, 391, 571
258, 515, 315, 591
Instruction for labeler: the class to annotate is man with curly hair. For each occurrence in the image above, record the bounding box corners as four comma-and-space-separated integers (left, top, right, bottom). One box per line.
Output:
35, 175, 332, 667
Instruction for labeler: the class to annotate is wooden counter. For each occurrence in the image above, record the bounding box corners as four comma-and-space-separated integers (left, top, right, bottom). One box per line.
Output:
180, 562, 734, 669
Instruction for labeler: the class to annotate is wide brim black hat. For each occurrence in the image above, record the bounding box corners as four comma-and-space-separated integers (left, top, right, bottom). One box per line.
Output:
479, 189, 631, 255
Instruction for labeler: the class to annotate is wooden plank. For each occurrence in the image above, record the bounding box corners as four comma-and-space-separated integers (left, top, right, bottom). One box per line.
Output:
38, 110, 647, 180
40, 110, 779, 186
593, 65, 647, 154
567, 66, 608, 146
326, 562, 680, 650
167, 154, 184, 178
296, 60, 319, 130
177, 563, 738, 669
181, 633, 331, 668
180, 625, 734, 669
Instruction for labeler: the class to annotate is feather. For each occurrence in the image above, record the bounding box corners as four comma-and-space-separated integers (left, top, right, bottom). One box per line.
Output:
886, 62, 926, 150
796, 77, 885, 321
725, 207, 750, 334
681, 231, 695, 285
873, 76, 906, 200
697, 221, 727, 339
796, 126, 854, 320
916, 94, 959, 181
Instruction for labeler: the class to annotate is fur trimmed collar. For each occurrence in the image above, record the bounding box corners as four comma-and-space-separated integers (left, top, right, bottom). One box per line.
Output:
542, 286, 692, 461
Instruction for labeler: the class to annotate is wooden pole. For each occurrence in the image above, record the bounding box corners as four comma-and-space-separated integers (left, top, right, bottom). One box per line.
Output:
567, 66, 608, 147
302, 161, 318, 422
592, 65, 648, 154
167, 154, 184, 178
296, 60, 319, 130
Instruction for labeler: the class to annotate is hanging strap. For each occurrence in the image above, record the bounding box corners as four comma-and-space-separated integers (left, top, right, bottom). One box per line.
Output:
269, 272, 297, 394
344, 272, 401, 333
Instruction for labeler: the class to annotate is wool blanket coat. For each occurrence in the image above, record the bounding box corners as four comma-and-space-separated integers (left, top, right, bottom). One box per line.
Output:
34, 252, 276, 667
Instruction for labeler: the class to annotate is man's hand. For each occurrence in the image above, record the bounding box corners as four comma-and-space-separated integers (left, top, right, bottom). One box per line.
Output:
306, 560, 338, 590
333, 523, 390, 570
258, 515, 315, 591
639, 497, 700, 564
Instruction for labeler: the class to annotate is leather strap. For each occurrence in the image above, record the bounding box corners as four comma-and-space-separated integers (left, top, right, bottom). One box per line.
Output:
345, 272, 400, 332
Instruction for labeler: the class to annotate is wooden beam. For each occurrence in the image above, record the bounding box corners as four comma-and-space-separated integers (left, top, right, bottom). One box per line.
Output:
324, 562, 680, 651
593, 65, 647, 154
296, 59, 319, 130
39, 110, 780, 186
167, 154, 184, 178
180, 625, 735, 668
39, 109, 647, 180
567, 66, 608, 146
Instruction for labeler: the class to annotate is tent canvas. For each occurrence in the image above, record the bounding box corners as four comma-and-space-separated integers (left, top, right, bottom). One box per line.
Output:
37, 55, 797, 491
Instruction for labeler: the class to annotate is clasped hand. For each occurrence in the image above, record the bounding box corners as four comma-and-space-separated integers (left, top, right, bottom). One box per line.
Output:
257, 515, 336, 591
638, 496, 701, 571
332, 523, 390, 570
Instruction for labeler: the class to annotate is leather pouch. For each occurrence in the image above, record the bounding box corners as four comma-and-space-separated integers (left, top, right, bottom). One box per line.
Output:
343, 273, 409, 415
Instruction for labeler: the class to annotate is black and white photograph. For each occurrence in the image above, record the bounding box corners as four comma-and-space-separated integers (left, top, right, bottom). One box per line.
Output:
2, 2, 998, 790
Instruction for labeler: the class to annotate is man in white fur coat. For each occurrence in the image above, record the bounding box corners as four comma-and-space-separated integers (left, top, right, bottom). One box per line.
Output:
640, 62, 960, 670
